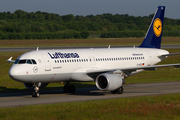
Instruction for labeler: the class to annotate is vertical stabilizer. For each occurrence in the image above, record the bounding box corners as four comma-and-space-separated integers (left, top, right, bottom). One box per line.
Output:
139, 6, 165, 49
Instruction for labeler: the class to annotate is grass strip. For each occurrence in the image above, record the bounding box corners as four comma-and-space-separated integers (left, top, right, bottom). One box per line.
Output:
0, 93, 180, 120
0, 37, 180, 47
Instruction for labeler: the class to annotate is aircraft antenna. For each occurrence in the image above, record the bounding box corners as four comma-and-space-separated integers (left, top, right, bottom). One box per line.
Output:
36, 47, 39, 51
108, 45, 111, 49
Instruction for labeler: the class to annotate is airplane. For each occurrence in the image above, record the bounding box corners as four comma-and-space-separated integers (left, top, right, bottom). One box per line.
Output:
7, 6, 180, 98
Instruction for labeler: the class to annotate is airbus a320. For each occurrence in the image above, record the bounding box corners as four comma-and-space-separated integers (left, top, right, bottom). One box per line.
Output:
7, 6, 180, 97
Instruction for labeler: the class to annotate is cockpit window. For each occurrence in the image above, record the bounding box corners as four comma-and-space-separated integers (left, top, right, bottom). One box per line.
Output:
14, 59, 37, 64
18, 60, 26, 64
27, 59, 32, 64
14, 59, 19, 64
31, 59, 37, 64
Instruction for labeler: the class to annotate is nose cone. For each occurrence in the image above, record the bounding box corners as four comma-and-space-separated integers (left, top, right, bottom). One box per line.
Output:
9, 65, 23, 82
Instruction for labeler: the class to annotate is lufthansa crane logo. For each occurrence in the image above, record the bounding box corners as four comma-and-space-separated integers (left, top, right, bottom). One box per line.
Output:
33, 66, 38, 73
153, 18, 162, 37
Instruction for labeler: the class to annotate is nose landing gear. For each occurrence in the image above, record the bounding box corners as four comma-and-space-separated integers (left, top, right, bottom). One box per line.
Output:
31, 82, 76, 98
32, 83, 41, 98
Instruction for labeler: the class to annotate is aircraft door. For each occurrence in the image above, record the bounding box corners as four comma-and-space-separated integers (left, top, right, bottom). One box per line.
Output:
145, 51, 152, 66
41, 54, 51, 71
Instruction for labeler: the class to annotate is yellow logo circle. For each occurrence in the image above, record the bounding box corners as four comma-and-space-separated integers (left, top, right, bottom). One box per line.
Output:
153, 18, 162, 37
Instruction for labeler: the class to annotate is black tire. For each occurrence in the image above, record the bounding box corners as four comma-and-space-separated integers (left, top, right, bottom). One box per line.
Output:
32, 91, 36, 97
32, 91, 40, 98
63, 85, 69, 93
111, 90, 116, 94
36, 92, 40, 98
69, 85, 76, 94
117, 86, 123, 94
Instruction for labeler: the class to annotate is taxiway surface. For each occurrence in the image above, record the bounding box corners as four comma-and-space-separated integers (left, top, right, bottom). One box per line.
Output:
0, 82, 180, 107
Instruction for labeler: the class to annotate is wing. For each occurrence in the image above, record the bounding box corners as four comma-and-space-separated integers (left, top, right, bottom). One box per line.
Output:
6, 57, 15, 63
86, 63, 180, 78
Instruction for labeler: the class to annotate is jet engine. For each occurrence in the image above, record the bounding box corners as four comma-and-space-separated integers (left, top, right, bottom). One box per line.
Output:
24, 83, 49, 89
95, 73, 123, 91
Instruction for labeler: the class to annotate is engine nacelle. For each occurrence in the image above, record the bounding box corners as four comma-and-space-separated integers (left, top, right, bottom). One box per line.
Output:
95, 73, 123, 91
24, 83, 49, 89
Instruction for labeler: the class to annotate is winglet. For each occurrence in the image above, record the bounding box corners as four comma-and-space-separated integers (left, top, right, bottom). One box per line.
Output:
139, 6, 165, 49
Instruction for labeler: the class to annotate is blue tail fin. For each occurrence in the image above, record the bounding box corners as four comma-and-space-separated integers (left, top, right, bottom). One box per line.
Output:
139, 6, 165, 49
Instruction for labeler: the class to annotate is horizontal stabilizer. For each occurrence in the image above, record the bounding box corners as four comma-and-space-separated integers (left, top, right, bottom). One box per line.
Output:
159, 53, 180, 57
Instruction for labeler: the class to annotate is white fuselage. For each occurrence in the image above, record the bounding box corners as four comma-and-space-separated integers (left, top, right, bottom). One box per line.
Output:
9, 47, 169, 83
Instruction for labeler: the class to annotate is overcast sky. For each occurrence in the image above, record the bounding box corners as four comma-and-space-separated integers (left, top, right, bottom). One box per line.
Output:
0, 0, 180, 19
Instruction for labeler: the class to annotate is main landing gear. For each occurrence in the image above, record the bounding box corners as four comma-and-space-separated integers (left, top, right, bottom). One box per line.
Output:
111, 86, 123, 94
63, 82, 76, 94
32, 83, 41, 98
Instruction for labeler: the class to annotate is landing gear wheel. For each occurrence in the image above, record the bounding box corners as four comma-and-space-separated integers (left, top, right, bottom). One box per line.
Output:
63, 85, 69, 93
32, 91, 40, 98
117, 86, 123, 94
111, 90, 117, 94
63, 83, 76, 94
32, 83, 40, 98
69, 85, 76, 94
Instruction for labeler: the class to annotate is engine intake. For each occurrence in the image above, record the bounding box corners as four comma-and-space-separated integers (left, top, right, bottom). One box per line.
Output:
96, 73, 123, 91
